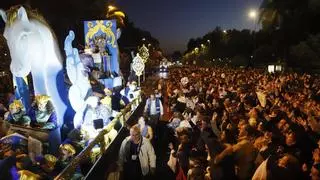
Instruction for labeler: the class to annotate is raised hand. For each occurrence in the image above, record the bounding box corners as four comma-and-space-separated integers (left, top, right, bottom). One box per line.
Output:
64, 30, 75, 57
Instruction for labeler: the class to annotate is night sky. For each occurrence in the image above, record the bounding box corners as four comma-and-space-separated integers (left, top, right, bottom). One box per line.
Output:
117, 0, 262, 54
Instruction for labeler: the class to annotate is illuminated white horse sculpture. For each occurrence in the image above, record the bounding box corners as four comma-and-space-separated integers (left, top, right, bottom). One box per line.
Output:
0, 6, 73, 127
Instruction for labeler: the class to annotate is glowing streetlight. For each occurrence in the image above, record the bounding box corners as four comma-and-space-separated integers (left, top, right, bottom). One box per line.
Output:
248, 9, 257, 20
223, 30, 227, 34
248, 9, 258, 67
207, 40, 211, 43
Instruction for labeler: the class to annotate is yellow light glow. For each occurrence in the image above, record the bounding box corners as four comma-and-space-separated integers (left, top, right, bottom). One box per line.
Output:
108, 5, 116, 11
248, 9, 257, 19
113, 11, 126, 18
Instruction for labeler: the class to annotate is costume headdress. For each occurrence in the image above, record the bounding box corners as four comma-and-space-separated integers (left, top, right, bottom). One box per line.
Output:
35, 95, 50, 105
60, 144, 76, 156
18, 170, 41, 180
44, 154, 57, 168
9, 100, 23, 110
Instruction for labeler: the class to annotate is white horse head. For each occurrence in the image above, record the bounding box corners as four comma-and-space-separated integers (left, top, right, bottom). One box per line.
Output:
0, 6, 45, 77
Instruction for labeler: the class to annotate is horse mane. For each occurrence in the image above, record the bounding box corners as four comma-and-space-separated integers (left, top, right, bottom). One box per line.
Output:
6, 5, 63, 64
5, 5, 57, 39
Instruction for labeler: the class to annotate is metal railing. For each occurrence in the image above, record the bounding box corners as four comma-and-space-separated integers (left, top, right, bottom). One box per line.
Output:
54, 96, 142, 180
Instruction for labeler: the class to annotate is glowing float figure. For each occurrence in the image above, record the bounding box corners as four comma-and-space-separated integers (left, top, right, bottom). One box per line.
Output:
84, 20, 122, 89
65, 30, 92, 129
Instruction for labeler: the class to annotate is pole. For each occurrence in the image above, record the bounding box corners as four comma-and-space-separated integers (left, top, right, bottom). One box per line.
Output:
252, 18, 257, 68
138, 75, 141, 87
143, 70, 145, 81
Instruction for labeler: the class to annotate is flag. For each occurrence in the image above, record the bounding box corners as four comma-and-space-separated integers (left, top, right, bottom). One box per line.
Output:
256, 92, 267, 108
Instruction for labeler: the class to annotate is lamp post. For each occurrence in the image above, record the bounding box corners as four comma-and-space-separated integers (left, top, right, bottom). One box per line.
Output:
248, 9, 258, 67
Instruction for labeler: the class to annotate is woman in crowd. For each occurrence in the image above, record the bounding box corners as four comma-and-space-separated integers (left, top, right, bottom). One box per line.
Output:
138, 116, 153, 141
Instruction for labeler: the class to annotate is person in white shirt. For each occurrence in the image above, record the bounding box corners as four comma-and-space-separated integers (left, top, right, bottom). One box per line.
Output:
144, 93, 164, 132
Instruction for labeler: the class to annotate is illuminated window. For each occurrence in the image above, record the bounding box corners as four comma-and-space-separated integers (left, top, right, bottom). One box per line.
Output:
275, 65, 282, 71
268, 65, 275, 73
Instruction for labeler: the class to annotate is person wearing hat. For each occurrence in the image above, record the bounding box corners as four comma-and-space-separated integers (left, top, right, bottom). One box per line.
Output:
18, 170, 41, 179
56, 144, 76, 172
62, 129, 84, 154
5, 100, 31, 126
35, 154, 58, 178
29, 95, 57, 130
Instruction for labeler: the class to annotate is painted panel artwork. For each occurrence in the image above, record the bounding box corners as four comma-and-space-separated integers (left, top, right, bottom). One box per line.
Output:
84, 20, 117, 50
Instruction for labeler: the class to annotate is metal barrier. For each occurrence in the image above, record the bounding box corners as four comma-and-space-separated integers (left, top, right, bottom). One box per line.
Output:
54, 95, 143, 180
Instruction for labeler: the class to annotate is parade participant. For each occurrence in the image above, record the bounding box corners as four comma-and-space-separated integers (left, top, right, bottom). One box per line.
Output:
81, 96, 104, 140
120, 81, 140, 103
5, 100, 31, 126
100, 94, 113, 125
111, 87, 128, 112
101, 88, 114, 114
144, 93, 164, 132
37, 154, 58, 178
30, 95, 57, 130
56, 144, 76, 171
118, 124, 156, 180
62, 129, 84, 154
154, 89, 163, 103
138, 116, 153, 141
91, 45, 102, 70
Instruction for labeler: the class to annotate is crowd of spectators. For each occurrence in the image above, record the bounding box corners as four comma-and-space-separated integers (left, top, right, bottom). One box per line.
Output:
163, 66, 320, 180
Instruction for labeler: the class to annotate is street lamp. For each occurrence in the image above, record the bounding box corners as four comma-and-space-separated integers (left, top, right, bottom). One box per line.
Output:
248, 9, 258, 67
248, 9, 257, 20
194, 47, 199, 53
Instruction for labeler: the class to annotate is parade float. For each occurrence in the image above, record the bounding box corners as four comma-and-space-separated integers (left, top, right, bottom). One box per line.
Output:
0, 5, 143, 179
0, 6, 74, 153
